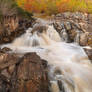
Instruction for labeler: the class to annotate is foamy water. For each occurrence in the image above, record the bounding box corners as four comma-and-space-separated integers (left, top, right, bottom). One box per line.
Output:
1, 24, 92, 92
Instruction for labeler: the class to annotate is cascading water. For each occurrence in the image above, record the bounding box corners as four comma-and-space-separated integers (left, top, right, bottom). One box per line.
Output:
1, 22, 92, 92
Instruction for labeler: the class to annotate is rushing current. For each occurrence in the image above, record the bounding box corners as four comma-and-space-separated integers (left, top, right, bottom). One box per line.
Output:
1, 22, 92, 92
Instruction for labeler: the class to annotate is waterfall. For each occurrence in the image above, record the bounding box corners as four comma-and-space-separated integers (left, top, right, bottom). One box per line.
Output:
1, 23, 92, 92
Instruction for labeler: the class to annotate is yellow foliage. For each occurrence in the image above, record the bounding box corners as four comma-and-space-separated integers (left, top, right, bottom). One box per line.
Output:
16, 0, 26, 7
16, 0, 92, 14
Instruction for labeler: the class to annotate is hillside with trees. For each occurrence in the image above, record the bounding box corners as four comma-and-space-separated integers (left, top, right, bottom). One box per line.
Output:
16, 0, 92, 15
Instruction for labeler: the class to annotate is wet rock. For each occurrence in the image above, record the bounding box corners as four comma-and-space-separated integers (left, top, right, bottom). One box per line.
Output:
60, 29, 69, 42
67, 29, 77, 42
0, 27, 25, 44
57, 80, 65, 92
88, 24, 92, 32
54, 12, 92, 46
71, 22, 81, 30
1, 69, 11, 79
0, 47, 12, 53
88, 14, 92, 24
0, 74, 11, 92
64, 22, 71, 30
31, 25, 48, 34
17, 53, 49, 92
0, 18, 36, 45
0, 52, 19, 71
7, 65, 15, 75
73, 12, 83, 20
0, 50, 49, 92
74, 31, 81, 44
56, 13, 64, 18
50, 81, 60, 92
84, 49, 92, 61
87, 33, 92, 47
53, 22, 63, 33
10, 53, 49, 92
80, 33, 88, 46
63, 12, 72, 19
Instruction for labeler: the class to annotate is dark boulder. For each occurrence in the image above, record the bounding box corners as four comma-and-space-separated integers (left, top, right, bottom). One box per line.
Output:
14, 53, 49, 92
84, 48, 92, 61
0, 49, 49, 92
0, 17, 36, 45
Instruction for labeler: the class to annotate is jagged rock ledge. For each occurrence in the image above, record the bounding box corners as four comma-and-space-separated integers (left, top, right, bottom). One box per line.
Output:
0, 17, 36, 44
0, 48, 50, 92
53, 12, 92, 47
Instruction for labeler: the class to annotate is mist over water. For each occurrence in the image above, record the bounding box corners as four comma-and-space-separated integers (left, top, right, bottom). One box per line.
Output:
1, 21, 92, 92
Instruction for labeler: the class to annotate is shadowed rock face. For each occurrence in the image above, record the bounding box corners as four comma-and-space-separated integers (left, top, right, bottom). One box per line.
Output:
0, 48, 49, 92
84, 48, 92, 61
16, 53, 49, 92
0, 29, 25, 44
31, 25, 48, 34
0, 17, 36, 45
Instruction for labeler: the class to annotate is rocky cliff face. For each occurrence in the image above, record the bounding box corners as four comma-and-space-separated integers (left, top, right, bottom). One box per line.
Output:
53, 12, 92, 47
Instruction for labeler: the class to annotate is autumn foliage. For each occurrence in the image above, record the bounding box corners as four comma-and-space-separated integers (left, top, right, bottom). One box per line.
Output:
16, 0, 92, 15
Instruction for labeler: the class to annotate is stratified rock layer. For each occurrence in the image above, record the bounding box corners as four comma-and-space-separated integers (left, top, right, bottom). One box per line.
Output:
0, 48, 49, 92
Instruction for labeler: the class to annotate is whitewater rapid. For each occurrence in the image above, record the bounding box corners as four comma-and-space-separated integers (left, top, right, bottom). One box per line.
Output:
1, 24, 92, 92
